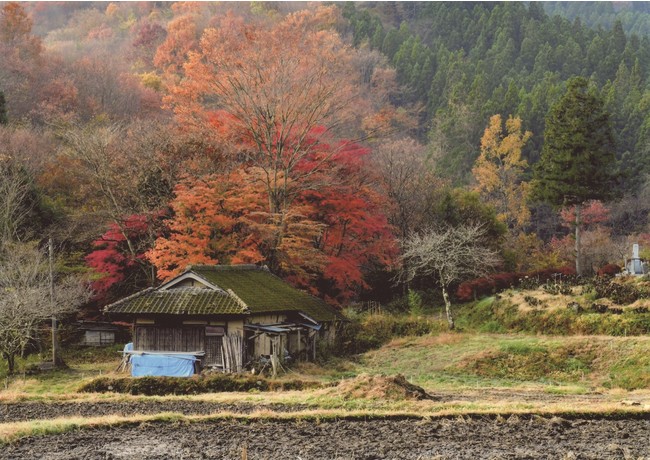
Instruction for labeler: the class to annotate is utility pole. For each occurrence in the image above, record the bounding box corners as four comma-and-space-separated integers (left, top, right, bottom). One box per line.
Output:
49, 238, 61, 367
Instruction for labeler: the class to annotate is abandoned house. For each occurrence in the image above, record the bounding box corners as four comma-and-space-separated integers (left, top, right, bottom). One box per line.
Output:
103, 265, 342, 375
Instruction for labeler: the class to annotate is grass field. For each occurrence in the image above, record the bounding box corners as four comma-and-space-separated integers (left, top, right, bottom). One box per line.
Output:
357, 333, 650, 391
0, 330, 649, 445
2, 332, 649, 401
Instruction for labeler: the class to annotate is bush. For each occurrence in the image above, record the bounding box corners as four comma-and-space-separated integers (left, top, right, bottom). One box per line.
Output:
455, 266, 578, 301
454, 297, 650, 336
79, 374, 321, 395
589, 277, 648, 305
597, 263, 622, 277
336, 312, 447, 355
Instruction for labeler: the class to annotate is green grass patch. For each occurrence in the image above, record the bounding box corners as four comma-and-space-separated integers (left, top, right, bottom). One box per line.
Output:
338, 312, 448, 354
356, 333, 650, 391
454, 296, 650, 336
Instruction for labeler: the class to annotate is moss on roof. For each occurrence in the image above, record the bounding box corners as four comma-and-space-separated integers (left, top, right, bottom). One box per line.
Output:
189, 265, 341, 322
104, 287, 246, 316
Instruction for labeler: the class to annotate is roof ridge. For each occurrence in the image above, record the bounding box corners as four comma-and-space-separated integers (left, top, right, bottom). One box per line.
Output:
160, 287, 230, 294
187, 264, 268, 272
103, 287, 155, 312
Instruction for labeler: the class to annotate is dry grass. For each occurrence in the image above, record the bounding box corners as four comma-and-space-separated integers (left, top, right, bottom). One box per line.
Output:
1, 402, 649, 445
322, 373, 432, 401
509, 288, 581, 312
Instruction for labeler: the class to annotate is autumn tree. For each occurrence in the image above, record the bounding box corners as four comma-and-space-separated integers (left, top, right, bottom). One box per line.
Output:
85, 214, 164, 302
148, 140, 397, 303
533, 77, 619, 275
0, 2, 45, 119
473, 114, 532, 230
57, 120, 180, 286
400, 224, 501, 329
153, 2, 206, 79
372, 137, 441, 239
163, 7, 366, 216
0, 2, 42, 58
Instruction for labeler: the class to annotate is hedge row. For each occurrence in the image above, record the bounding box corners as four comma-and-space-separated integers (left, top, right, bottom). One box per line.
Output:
79, 374, 322, 396
456, 266, 577, 301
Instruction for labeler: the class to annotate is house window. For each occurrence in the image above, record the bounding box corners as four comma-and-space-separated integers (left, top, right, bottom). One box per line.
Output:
205, 326, 225, 367
205, 326, 225, 336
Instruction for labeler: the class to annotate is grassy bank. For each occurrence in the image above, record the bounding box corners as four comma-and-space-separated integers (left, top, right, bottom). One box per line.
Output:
358, 333, 650, 391
454, 295, 650, 336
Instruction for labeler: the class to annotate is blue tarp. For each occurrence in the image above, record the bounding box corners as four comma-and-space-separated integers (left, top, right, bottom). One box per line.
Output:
130, 353, 198, 377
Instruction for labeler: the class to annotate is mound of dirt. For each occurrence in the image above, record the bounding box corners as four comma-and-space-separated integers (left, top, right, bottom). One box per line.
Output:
333, 373, 437, 401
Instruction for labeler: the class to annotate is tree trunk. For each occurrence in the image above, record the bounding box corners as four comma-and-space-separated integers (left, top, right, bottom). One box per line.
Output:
575, 203, 582, 276
441, 285, 455, 330
5, 352, 15, 375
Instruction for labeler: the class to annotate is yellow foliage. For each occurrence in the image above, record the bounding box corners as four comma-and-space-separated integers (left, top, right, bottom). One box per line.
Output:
473, 114, 532, 230
139, 72, 162, 91
504, 232, 566, 272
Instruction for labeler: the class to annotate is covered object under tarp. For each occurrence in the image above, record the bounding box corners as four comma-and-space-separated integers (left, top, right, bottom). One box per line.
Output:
129, 352, 200, 377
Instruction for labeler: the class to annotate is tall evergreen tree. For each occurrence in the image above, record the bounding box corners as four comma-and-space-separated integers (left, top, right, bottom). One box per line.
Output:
533, 77, 618, 275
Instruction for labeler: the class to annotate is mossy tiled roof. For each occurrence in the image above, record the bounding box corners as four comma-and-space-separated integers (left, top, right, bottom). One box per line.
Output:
189, 265, 341, 322
104, 287, 246, 316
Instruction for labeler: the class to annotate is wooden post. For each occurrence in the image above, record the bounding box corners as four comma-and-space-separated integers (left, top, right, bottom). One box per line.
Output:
49, 238, 61, 367
270, 336, 278, 378
297, 329, 301, 362
575, 203, 582, 276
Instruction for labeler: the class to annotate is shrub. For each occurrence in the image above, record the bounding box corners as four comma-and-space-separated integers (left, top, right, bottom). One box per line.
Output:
455, 266, 577, 301
455, 297, 650, 336
337, 313, 447, 354
589, 277, 648, 305
597, 263, 622, 277
407, 290, 424, 316
79, 374, 321, 395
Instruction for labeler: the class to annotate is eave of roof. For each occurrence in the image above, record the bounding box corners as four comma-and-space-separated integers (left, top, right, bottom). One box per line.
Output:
104, 287, 247, 316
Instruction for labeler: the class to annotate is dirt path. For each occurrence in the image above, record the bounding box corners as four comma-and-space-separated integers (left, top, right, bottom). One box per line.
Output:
2, 415, 649, 459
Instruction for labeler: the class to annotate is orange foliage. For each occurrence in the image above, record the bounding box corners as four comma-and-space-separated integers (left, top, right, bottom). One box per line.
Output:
159, 7, 367, 214
147, 140, 397, 303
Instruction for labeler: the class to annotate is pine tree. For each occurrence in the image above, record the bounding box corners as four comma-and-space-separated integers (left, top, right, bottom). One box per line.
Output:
533, 77, 619, 275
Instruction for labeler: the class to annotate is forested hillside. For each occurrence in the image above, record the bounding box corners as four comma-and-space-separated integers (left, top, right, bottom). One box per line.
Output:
344, 2, 650, 185
0, 1, 648, 318
544, 2, 650, 37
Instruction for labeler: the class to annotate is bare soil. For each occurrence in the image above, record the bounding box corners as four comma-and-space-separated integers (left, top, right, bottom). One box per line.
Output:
0, 401, 307, 423
2, 414, 649, 459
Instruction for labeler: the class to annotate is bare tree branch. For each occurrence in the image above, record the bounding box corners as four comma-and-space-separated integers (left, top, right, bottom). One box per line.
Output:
400, 223, 500, 329
0, 242, 90, 373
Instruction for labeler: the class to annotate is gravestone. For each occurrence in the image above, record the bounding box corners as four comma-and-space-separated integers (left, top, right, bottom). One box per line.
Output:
626, 243, 646, 275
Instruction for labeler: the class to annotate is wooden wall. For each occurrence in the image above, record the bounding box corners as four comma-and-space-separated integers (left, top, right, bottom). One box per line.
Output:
134, 326, 204, 352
